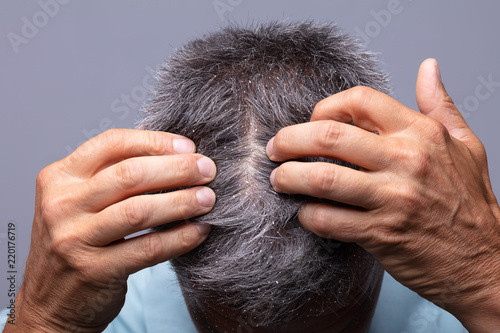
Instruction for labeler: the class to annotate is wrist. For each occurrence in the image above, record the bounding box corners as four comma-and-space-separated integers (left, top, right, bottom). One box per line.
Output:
456, 297, 500, 333
4, 285, 68, 333
447, 208, 500, 332
452, 265, 500, 332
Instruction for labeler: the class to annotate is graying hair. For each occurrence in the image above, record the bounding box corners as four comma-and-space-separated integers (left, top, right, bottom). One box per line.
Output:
138, 21, 390, 328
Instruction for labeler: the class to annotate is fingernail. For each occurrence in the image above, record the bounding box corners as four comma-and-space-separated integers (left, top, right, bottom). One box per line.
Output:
173, 138, 195, 154
270, 168, 277, 188
197, 157, 216, 178
266, 137, 275, 157
196, 187, 216, 207
194, 223, 211, 235
434, 59, 442, 82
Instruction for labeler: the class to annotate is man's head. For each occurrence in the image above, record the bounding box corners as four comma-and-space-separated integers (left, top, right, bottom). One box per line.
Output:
139, 21, 390, 332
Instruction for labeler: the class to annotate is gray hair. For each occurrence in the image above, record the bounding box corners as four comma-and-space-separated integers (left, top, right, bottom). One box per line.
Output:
138, 21, 390, 327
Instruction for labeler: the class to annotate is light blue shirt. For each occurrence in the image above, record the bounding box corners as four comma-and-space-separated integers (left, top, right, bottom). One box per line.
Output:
0, 262, 467, 332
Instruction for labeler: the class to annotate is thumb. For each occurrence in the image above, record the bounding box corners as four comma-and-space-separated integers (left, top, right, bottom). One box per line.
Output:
416, 58, 471, 140
416, 58, 488, 169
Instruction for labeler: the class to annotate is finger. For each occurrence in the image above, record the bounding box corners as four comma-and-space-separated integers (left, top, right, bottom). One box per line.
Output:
267, 120, 389, 170
415, 59, 485, 156
298, 202, 372, 243
83, 154, 216, 211
84, 186, 216, 246
100, 222, 211, 276
62, 129, 196, 178
270, 161, 382, 209
310, 86, 420, 134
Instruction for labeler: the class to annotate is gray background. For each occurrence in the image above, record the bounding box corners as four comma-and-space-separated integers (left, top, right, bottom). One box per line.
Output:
1, 0, 499, 324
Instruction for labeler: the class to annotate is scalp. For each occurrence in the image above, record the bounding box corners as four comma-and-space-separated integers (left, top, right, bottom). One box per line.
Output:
138, 21, 390, 326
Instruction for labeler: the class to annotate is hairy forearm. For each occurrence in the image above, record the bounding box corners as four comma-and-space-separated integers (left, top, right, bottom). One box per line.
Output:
459, 296, 500, 333
455, 209, 500, 333
2, 287, 64, 333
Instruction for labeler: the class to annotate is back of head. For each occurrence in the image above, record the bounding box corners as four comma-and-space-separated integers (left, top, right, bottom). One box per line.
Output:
139, 21, 390, 330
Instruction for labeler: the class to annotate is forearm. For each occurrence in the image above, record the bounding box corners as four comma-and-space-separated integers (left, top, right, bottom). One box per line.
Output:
461, 211, 500, 332
2, 288, 53, 333
1, 286, 70, 333
459, 299, 500, 333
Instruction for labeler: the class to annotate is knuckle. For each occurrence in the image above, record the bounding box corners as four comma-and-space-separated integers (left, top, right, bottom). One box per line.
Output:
316, 121, 341, 150
408, 148, 432, 177
122, 199, 147, 230
115, 161, 141, 190
145, 131, 168, 155
39, 195, 57, 222
174, 196, 194, 218
346, 86, 374, 109
50, 229, 82, 265
50, 231, 69, 257
48, 227, 98, 280
100, 129, 125, 150
440, 94, 456, 110
308, 206, 333, 238
39, 193, 71, 224
172, 156, 196, 181
392, 142, 432, 177
140, 233, 164, 266
425, 119, 450, 144
165, 191, 194, 219
307, 164, 336, 196
175, 155, 193, 172
404, 143, 429, 162
36, 166, 51, 187
399, 185, 421, 208
36, 163, 60, 188
369, 224, 403, 247
390, 184, 423, 218
175, 227, 198, 252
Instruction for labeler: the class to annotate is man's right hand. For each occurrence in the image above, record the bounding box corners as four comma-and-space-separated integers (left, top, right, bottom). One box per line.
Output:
4, 129, 216, 332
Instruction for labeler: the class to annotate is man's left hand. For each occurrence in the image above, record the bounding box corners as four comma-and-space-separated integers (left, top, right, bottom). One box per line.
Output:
266, 58, 500, 333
